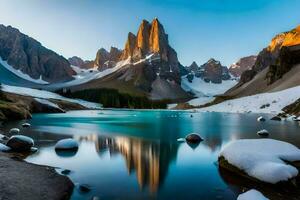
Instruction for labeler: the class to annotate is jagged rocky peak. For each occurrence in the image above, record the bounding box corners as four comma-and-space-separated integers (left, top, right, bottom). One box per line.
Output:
120, 32, 137, 60
121, 18, 175, 63
68, 56, 85, 67
201, 58, 230, 83
94, 47, 122, 70
0, 24, 75, 83
68, 56, 95, 69
188, 61, 199, 72
229, 55, 257, 77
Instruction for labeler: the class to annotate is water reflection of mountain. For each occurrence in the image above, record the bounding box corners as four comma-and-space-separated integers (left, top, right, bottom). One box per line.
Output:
77, 134, 179, 193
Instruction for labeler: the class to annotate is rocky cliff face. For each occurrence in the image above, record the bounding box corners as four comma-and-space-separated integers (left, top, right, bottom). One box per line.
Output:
94, 47, 122, 71
119, 18, 181, 83
201, 59, 224, 83
0, 25, 75, 83
229, 55, 257, 77
68, 56, 94, 69
239, 25, 300, 85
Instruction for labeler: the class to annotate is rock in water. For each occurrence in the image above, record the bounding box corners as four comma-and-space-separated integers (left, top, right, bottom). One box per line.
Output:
271, 116, 281, 121
9, 128, 20, 134
78, 184, 91, 193
257, 116, 266, 122
6, 135, 34, 151
257, 129, 269, 137
185, 133, 203, 143
55, 138, 79, 151
61, 169, 71, 175
22, 123, 31, 128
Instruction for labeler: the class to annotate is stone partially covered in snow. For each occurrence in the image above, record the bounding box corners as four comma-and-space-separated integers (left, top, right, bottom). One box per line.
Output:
22, 123, 31, 128
185, 133, 203, 143
55, 138, 79, 151
237, 189, 269, 200
219, 139, 300, 184
9, 128, 20, 134
257, 129, 269, 137
257, 116, 266, 122
6, 135, 34, 152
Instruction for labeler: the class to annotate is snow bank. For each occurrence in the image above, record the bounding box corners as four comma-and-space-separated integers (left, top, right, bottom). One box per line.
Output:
182, 77, 237, 97
34, 98, 61, 109
198, 85, 300, 114
181, 77, 237, 106
220, 139, 300, 184
237, 189, 268, 200
0, 57, 49, 84
1, 84, 101, 109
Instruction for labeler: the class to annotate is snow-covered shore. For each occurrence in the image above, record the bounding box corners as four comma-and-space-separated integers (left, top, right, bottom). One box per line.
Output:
1, 84, 101, 109
197, 85, 300, 114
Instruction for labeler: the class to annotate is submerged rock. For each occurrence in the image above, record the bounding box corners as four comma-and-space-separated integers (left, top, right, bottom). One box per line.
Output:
78, 184, 91, 193
55, 138, 79, 151
22, 123, 31, 128
271, 116, 281, 121
9, 128, 20, 134
61, 169, 71, 175
6, 135, 34, 152
257, 129, 269, 137
185, 133, 203, 143
257, 116, 266, 122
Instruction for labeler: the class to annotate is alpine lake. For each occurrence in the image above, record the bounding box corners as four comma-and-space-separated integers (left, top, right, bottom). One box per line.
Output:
2, 110, 300, 200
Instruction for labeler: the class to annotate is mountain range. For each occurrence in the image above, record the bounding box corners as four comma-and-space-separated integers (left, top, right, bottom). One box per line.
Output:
1, 18, 300, 114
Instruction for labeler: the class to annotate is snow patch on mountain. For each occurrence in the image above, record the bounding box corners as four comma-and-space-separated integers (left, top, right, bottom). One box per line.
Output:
197, 85, 300, 114
0, 57, 49, 84
181, 77, 237, 106
1, 84, 101, 109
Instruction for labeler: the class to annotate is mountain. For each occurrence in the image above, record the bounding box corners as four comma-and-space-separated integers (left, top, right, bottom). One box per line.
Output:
184, 59, 231, 84
94, 47, 122, 71
229, 55, 257, 77
68, 56, 94, 69
221, 25, 300, 99
0, 24, 75, 83
70, 18, 190, 101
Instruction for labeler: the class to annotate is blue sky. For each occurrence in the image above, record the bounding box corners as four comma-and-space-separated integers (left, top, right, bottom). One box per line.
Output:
1, 0, 300, 66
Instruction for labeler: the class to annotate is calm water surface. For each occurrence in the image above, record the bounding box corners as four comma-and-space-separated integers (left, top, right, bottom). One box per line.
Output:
2, 110, 300, 200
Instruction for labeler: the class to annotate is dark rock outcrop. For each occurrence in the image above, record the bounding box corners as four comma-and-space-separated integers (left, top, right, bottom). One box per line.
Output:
229, 55, 257, 77
0, 24, 76, 83
201, 58, 230, 83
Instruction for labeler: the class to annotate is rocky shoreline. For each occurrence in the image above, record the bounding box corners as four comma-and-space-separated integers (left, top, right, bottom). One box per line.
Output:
0, 152, 74, 200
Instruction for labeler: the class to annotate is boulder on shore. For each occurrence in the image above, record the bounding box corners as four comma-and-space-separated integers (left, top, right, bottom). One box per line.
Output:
55, 138, 79, 151
6, 135, 34, 152
9, 128, 20, 134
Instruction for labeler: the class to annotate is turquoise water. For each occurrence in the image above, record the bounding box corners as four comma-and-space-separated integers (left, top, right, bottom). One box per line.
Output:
2, 110, 300, 200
